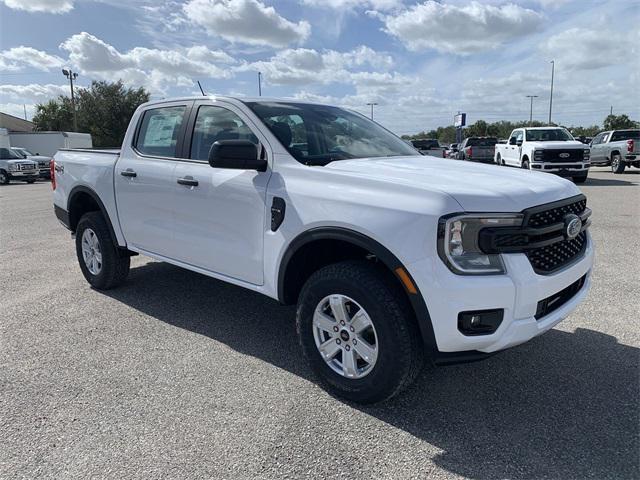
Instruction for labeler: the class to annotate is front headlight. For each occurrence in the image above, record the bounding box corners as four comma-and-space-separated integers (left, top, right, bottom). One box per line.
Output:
533, 149, 543, 162
583, 149, 590, 160
8, 164, 18, 171
438, 214, 523, 275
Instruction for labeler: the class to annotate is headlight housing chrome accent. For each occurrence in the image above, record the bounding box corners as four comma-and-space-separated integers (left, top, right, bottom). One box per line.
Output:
533, 149, 543, 162
438, 214, 524, 275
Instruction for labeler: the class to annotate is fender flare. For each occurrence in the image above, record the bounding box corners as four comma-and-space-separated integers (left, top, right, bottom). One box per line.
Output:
277, 227, 439, 356
67, 185, 120, 247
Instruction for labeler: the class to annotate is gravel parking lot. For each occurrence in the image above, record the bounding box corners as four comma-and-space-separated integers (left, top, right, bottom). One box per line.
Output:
1, 168, 638, 480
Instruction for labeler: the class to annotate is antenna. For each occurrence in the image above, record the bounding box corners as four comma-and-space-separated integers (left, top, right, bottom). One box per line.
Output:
197, 80, 206, 96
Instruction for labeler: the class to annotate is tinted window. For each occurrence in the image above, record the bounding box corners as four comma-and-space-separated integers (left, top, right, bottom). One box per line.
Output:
525, 129, 573, 141
465, 137, 497, 146
190, 105, 258, 161
412, 139, 439, 149
0, 147, 22, 159
246, 102, 416, 165
135, 106, 186, 158
611, 130, 640, 141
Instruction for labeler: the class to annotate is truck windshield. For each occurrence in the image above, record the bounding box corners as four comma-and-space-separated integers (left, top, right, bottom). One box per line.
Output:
245, 101, 417, 165
525, 129, 574, 142
0, 147, 24, 159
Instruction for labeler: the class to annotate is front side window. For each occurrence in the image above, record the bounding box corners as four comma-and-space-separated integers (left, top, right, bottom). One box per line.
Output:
246, 101, 417, 165
190, 105, 258, 161
135, 105, 186, 158
0, 147, 23, 159
525, 129, 574, 141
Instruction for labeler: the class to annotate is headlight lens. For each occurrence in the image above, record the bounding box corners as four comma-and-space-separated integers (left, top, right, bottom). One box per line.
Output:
533, 149, 543, 161
438, 214, 523, 275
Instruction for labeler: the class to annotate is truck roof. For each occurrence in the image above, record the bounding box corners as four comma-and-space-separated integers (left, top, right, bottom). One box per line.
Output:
139, 95, 334, 109
521, 127, 567, 130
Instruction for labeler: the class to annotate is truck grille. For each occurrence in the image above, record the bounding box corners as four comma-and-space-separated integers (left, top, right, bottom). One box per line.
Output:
19, 163, 36, 171
527, 198, 587, 227
535, 274, 587, 320
526, 231, 587, 274
541, 149, 583, 163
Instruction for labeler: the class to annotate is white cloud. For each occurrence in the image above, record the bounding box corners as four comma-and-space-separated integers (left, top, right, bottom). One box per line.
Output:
301, 0, 401, 10
1, 0, 73, 13
542, 27, 639, 71
381, 1, 543, 54
0, 46, 64, 71
249, 46, 395, 86
0, 84, 69, 103
0, 103, 37, 121
183, 0, 311, 47
59, 32, 236, 93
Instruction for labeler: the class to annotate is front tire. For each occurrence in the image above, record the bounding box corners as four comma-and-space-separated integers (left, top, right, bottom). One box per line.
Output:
75, 211, 130, 290
26, 179, 36, 184
296, 260, 424, 404
611, 155, 625, 174
0, 170, 9, 185
573, 173, 588, 184
521, 158, 530, 170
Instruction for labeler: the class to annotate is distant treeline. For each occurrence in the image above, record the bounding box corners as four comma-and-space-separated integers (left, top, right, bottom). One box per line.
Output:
401, 115, 639, 144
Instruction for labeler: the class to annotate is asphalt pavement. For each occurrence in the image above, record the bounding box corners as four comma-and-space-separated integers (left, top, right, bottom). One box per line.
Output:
1, 168, 638, 479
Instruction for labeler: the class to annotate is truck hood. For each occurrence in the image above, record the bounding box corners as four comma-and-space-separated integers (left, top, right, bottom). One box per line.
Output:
5, 159, 37, 167
324, 155, 580, 212
526, 140, 585, 149
25, 155, 51, 162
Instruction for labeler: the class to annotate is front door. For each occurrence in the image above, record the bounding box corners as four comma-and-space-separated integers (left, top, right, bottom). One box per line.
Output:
171, 102, 271, 285
115, 102, 190, 256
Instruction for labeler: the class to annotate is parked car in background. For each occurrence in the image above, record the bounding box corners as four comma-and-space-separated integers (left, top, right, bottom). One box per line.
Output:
52, 96, 593, 403
8, 131, 92, 158
494, 127, 590, 183
573, 135, 592, 145
411, 138, 445, 157
0, 147, 39, 184
444, 143, 458, 158
456, 137, 498, 163
589, 129, 640, 173
11, 147, 52, 179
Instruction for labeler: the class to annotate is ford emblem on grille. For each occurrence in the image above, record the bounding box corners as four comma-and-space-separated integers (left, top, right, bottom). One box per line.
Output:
559, 152, 570, 158
564, 214, 582, 239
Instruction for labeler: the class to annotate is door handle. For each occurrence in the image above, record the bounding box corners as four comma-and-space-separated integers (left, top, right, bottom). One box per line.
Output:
120, 169, 137, 177
177, 177, 199, 187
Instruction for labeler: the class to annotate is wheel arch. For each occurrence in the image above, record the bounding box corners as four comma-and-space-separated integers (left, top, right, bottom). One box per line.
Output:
67, 185, 119, 247
277, 227, 439, 356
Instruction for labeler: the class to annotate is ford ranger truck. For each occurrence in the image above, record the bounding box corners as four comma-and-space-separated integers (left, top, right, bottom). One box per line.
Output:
52, 97, 594, 403
495, 127, 590, 183
589, 129, 640, 173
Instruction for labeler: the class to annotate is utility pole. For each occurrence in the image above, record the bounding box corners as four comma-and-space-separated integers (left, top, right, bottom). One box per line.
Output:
23, 104, 27, 121
62, 68, 78, 132
258, 71, 262, 97
526, 95, 538, 124
548, 60, 554, 125
610, 106, 613, 115
366, 102, 378, 120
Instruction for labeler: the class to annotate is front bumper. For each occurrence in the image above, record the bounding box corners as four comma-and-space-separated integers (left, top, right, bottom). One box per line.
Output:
531, 162, 589, 176
8, 170, 39, 180
407, 232, 594, 354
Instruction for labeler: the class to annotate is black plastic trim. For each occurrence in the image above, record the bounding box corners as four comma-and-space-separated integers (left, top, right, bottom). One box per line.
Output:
54, 205, 70, 229
277, 227, 440, 358
67, 185, 120, 247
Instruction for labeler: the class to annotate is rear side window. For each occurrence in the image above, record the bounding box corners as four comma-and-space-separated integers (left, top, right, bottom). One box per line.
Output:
611, 130, 640, 141
135, 106, 186, 158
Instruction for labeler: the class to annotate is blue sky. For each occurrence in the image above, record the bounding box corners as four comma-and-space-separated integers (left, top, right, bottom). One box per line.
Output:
1, 0, 638, 135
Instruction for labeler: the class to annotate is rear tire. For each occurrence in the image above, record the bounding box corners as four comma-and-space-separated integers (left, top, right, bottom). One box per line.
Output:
611, 155, 625, 174
0, 170, 9, 185
296, 260, 424, 404
75, 211, 130, 290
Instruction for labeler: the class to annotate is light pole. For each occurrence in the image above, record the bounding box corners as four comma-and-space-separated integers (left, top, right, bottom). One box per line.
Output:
526, 95, 538, 124
62, 68, 78, 132
366, 102, 378, 120
258, 71, 262, 97
548, 60, 554, 125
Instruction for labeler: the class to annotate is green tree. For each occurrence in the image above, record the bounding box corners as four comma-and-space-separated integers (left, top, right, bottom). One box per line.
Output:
603, 114, 639, 130
32, 80, 150, 147
32, 97, 75, 131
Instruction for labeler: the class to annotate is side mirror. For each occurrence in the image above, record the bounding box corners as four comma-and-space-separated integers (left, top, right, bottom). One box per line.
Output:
516, 139, 523, 147
508, 138, 516, 145
208, 140, 267, 172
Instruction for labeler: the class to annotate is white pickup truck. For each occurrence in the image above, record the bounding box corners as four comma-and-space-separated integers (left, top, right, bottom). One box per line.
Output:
52, 96, 594, 403
495, 127, 590, 183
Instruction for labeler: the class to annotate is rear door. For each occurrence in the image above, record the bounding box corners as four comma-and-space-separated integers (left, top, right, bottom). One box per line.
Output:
115, 101, 191, 256
171, 101, 272, 285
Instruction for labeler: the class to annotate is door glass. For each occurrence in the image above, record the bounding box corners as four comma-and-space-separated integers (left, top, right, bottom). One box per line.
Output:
135, 106, 186, 158
190, 106, 258, 161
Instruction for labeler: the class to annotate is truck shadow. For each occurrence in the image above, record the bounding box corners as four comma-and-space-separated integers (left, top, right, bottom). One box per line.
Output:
102, 260, 639, 480
583, 175, 639, 187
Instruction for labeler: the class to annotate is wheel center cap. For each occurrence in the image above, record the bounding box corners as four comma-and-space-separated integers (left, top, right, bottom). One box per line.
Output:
340, 330, 350, 341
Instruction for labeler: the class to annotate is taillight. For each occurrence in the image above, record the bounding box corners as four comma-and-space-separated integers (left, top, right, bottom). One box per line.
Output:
628, 139, 634, 153
51, 159, 56, 190
466, 147, 472, 156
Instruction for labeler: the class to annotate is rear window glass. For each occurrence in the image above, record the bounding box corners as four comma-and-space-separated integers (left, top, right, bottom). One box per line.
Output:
135, 105, 186, 158
465, 137, 497, 146
611, 130, 640, 141
411, 139, 439, 149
